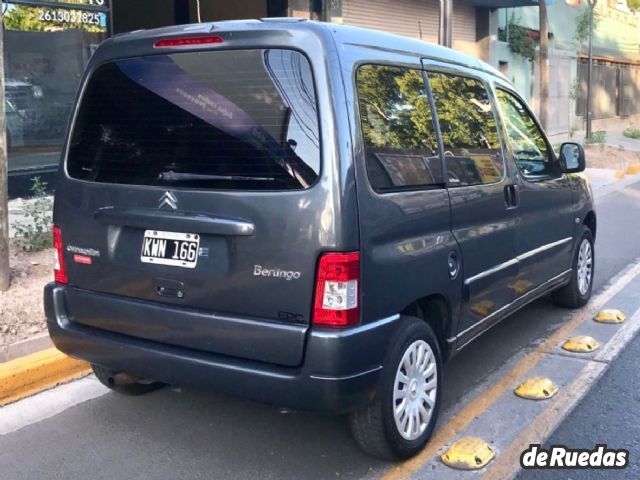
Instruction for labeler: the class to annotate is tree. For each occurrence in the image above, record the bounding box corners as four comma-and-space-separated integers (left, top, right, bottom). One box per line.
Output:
584, 0, 597, 139
1, 10, 10, 291
357, 66, 500, 151
627, 0, 640, 11
539, 0, 549, 130
574, 4, 599, 43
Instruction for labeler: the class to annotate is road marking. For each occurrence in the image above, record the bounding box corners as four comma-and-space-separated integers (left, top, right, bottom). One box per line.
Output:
381, 261, 640, 480
0, 348, 90, 406
441, 437, 495, 470
0, 375, 108, 436
481, 306, 640, 480
513, 376, 558, 400
480, 360, 607, 480
593, 308, 626, 324
561, 335, 600, 353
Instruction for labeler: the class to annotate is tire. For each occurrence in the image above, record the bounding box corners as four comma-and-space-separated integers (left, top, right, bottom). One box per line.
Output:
92, 364, 164, 396
552, 226, 595, 308
349, 317, 442, 460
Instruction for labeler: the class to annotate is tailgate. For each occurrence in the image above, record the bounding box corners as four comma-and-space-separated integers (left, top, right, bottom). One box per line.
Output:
56, 47, 328, 366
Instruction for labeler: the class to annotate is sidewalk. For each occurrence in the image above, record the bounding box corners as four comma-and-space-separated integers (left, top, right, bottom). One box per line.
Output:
548, 127, 640, 153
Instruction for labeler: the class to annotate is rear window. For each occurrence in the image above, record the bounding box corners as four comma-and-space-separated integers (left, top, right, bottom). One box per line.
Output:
67, 49, 320, 190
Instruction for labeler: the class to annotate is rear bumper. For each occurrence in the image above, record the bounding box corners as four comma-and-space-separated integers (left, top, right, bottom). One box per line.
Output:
44, 283, 398, 414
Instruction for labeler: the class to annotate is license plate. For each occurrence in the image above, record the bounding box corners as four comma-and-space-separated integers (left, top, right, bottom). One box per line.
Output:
140, 230, 200, 269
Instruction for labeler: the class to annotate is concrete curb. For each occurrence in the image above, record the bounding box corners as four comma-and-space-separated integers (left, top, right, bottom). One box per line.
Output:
0, 348, 90, 406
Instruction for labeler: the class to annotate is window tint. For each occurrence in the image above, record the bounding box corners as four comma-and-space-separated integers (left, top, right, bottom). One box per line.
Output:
356, 65, 443, 192
67, 49, 319, 190
496, 89, 553, 177
428, 72, 504, 186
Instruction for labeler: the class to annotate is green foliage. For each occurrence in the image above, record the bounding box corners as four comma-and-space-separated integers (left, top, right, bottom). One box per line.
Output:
569, 81, 581, 102
357, 67, 437, 151
627, 0, 640, 12
11, 177, 54, 252
357, 66, 501, 153
429, 73, 501, 149
574, 5, 599, 44
500, 14, 537, 62
623, 126, 640, 139
584, 130, 607, 144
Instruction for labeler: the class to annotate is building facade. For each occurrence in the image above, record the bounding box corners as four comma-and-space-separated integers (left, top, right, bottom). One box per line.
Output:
2, 0, 541, 195
3, 0, 110, 195
490, 0, 640, 135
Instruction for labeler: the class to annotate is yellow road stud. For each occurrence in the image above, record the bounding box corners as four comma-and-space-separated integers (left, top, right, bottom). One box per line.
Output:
514, 376, 558, 400
627, 164, 640, 175
441, 437, 495, 470
594, 309, 626, 324
562, 335, 599, 353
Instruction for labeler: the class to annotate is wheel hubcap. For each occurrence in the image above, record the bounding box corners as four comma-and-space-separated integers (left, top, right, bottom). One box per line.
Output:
393, 340, 438, 441
577, 239, 593, 296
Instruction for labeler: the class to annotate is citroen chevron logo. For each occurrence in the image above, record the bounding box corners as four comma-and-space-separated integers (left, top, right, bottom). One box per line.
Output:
159, 191, 178, 210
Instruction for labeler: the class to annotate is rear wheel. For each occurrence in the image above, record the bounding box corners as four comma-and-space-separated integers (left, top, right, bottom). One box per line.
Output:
92, 364, 164, 396
349, 317, 442, 460
552, 226, 594, 308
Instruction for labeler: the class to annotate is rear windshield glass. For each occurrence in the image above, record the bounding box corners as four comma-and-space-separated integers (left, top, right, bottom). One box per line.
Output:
67, 49, 320, 190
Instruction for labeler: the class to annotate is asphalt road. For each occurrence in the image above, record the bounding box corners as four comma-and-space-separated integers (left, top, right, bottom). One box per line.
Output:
518, 329, 640, 480
1, 179, 640, 480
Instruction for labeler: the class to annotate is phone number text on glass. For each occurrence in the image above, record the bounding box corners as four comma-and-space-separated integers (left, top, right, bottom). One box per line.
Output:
39, 8, 102, 26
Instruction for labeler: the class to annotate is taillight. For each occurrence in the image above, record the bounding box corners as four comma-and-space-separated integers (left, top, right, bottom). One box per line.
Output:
53, 226, 68, 285
312, 252, 360, 327
153, 35, 223, 48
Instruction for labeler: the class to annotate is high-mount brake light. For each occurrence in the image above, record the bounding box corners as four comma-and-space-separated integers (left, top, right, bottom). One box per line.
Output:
153, 36, 224, 48
312, 252, 360, 328
53, 226, 68, 285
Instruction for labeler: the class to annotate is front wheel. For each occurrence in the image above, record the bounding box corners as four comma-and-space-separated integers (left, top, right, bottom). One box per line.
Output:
552, 226, 594, 308
349, 317, 442, 460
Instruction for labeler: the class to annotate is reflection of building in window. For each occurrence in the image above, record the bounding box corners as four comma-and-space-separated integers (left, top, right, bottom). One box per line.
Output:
2, 1, 108, 173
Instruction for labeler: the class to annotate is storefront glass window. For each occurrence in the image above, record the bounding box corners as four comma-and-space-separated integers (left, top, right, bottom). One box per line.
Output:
2, 0, 109, 174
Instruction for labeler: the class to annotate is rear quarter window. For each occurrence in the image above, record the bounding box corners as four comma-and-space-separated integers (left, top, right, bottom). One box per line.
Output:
356, 65, 443, 193
67, 49, 320, 190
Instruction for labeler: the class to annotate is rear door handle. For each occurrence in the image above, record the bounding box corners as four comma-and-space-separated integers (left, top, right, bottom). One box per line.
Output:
504, 185, 519, 209
95, 207, 255, 236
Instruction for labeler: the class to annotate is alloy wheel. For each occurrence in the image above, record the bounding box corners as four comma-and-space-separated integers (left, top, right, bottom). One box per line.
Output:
392, 340, 438, 441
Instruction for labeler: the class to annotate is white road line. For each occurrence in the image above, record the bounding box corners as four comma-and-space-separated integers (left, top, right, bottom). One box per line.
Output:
0, 376, 108, 436
482, 307, 640, 479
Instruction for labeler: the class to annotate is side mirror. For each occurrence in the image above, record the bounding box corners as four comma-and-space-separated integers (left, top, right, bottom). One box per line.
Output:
559, 142, 586, 173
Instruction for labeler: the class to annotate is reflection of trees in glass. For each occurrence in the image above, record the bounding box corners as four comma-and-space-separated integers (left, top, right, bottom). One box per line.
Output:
428, 73, 500, 150
496, 89, 547, 161
357, 66, 437, 152
3, 4, 103, 32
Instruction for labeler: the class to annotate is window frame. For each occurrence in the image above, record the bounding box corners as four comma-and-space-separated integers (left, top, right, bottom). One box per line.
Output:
423, 66, 508, 189
354, 62, 447, 195
493, 85, 562, 182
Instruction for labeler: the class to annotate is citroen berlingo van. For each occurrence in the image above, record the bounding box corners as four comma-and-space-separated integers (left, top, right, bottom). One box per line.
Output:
45, 19, 596, 460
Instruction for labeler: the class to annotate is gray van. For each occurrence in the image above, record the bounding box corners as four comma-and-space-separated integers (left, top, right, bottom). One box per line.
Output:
45, 19, 595, 460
